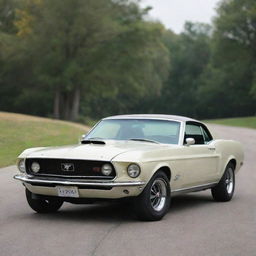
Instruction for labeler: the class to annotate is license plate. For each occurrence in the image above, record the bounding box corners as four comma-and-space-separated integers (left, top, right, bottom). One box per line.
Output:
56, 186, 79, 198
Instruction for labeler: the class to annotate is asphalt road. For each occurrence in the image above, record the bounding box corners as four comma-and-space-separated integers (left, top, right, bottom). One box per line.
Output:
0, 125, 255, 256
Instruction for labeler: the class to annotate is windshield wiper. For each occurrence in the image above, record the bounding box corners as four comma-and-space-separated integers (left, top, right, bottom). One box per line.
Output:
128, 138, 159, 144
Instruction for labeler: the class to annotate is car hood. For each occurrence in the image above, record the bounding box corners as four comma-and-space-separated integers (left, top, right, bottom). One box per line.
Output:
21, 140, 172, 161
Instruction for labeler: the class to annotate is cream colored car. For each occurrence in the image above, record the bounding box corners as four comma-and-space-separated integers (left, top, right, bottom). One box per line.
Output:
14, 115, 244, 221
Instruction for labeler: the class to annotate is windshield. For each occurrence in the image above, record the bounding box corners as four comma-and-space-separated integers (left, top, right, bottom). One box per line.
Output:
85, 119, 181, 144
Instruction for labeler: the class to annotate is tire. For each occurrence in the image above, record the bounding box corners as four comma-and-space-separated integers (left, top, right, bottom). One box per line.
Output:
211, 163, 235, 202
134, 171, 171, 221
26, 189, 63, 213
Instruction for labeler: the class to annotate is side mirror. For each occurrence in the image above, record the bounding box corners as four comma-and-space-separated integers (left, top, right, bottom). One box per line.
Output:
185, 138, 195, 146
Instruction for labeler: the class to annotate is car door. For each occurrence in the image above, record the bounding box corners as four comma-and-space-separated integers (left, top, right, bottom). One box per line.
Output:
178, 122, 219, 189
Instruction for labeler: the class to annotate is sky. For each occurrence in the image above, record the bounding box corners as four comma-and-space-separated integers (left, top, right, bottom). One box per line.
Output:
140, 0, 220, 34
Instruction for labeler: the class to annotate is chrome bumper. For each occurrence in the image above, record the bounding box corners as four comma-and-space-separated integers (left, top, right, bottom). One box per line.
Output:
13, 174, 146, 188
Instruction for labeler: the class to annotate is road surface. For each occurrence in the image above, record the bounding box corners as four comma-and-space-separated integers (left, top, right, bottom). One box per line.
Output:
0, 125, 255, 256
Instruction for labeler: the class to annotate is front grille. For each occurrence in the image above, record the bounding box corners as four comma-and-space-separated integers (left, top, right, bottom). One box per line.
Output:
25, 158, 116, 180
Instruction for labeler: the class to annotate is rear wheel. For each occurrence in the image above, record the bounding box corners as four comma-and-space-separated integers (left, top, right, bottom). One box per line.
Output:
134, 171, 170, 221
211, 163, 235, 202
26, 189, 63, 213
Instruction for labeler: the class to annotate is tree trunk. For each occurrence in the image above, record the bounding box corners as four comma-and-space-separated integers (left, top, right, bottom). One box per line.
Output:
53, 87, 60, 119
57, 87, 80, 121
63, 93, 71, 120
70, 86, 80, 121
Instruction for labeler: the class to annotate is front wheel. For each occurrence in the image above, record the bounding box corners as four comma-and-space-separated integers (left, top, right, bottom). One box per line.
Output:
26, 189, 63, 213
211, 163, 235, 202
134, 171, 171, 221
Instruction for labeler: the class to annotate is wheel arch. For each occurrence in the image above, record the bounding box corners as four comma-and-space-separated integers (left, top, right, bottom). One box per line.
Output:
229, 158, 237, 170
151, 164, 171, 181
138, 163, 172, 195
222, 157, 237, 176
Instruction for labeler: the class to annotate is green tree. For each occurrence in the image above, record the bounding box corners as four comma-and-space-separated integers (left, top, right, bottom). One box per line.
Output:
15, 0, 121, 120
198, 0, 256, 118
152, 22, 211, 118
13, 0, 169, 121
0, 0, 20, 113
85, 21, 170, 118
0, 0, 18, 33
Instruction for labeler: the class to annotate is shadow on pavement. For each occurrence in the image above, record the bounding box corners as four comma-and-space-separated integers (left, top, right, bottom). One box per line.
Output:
169, 192, 214, 214
27, 200, 136, 223
23, 192, 215, 222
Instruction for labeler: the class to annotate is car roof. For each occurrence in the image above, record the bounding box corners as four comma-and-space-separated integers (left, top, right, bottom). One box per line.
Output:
103, 114, 199, 123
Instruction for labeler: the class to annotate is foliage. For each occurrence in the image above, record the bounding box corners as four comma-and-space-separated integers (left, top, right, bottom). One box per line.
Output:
151, 22, 212, 117
197, 0, 256, 118
0, 0, 17, 33
0, 0, 256, 121
152, 0, 256, 119
86, 21, 169, 117
0, 0, 169, 121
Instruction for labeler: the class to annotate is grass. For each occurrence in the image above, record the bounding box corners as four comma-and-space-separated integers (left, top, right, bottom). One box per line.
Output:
0, 112, 90, 168
205, 116, 256, 129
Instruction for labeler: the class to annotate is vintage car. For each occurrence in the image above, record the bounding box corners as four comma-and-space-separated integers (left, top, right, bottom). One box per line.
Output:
14, 114, 244, 221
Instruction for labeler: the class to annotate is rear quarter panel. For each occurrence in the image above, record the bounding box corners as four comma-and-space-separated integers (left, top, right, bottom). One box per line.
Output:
212, 139, 244, 177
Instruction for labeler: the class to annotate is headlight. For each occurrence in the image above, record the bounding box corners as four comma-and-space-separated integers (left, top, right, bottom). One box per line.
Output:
127, 164, 140, 178
31, 162, 40, 173
101, 164, 112, 176
18, 159, 26, 173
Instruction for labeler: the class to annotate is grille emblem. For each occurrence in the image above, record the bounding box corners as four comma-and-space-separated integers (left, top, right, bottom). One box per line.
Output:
61, 163, 75, 172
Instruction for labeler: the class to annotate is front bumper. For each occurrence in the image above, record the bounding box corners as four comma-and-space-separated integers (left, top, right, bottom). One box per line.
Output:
14, 174, 146, 199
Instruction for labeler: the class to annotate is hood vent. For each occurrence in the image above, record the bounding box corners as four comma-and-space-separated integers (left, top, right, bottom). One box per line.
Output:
81, 140, 106, 145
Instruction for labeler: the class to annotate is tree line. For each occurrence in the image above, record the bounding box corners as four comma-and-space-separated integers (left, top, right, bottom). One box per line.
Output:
0, 0, 255, 122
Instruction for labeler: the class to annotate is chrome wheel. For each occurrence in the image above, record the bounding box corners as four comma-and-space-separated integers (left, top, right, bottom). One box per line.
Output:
211, 163, 235, 202
150, 178, 167, 212
225, 167, 234, 194
135, 171, 170, 221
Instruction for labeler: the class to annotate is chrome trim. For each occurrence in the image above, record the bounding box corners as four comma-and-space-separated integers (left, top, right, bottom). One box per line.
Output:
13, 174, 146, 187
200, 126, 206, 142
179, 120, 186, 146
150, 178, 167, 212
226, 167, 234, 194
31, 173, 115, 179
171, 182, 218, 196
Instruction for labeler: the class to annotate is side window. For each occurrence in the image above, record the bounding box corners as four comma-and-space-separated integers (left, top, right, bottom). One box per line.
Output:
201, 126, 213, 143
185, 124, 204, 145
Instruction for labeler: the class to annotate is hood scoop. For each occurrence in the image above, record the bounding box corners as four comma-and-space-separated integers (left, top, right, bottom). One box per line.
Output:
81, 140, 106, 145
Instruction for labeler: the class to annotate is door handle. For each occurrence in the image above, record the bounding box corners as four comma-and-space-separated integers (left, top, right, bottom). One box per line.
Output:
208, 147, 216, 151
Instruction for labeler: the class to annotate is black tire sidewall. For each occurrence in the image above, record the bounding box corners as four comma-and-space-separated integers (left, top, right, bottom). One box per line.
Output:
211, 163, 235, 202
135, 171, 171, 221
26, 188, 63, 213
